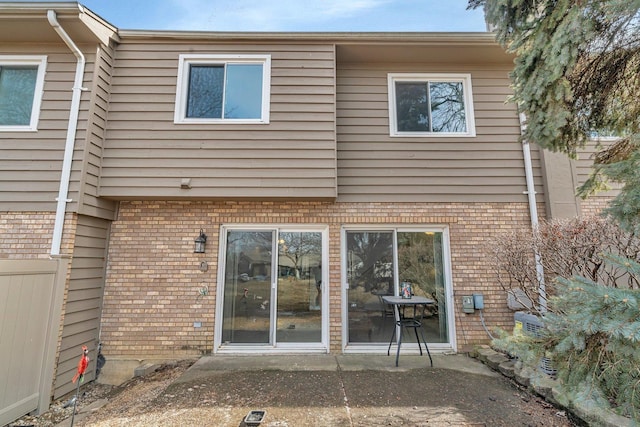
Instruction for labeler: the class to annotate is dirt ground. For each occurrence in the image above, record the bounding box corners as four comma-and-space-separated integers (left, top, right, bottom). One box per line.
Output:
11, 358, 579, 427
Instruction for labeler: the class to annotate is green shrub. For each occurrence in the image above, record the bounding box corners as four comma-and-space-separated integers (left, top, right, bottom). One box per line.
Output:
547, 260, 640, 418
494, 254, 640, 418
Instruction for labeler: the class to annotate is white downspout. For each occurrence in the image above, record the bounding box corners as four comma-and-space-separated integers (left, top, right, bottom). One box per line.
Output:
519, 112, 547, 312
47, 10, 87, 256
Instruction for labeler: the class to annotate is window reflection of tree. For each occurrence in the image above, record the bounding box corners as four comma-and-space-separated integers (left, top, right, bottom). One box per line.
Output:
397, 232, 436, 299
395, 81, 466, 133
278, 232, 322, 279
430, 82, 466, 132
347, 232, 394, 292
187, 65, 224, 118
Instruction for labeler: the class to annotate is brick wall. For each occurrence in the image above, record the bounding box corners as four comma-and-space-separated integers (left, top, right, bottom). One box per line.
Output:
0, 212, 71, 258
580, 196, 613, 218
101, 201, 532, 358
0, 212, 53, 258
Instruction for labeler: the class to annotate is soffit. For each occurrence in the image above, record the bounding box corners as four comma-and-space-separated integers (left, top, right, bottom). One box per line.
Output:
0, 3, 117, 44
336, 42, 512, 65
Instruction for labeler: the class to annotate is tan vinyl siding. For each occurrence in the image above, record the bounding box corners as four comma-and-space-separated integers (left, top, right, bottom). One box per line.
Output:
53, 215, 109, 399
574, 141, 597, 186
77, 43, 117, 220
573, 139, 619, 217
0, 43, 94, 212
336, 64, 545, 203
575, 139, 620, 198
99, 41, 337, 200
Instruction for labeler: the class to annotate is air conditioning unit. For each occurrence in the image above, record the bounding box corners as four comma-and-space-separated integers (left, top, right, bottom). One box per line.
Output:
514, 312, 544, 336
538, 355, 557, 377
513, 312, 557, 377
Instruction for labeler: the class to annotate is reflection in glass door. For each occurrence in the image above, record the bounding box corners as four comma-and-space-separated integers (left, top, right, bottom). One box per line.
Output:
221, 230, 274, 344
346, 229, 450, 345
220, 228, 324, 347
346, 231, 394, 343
276, 232, 322, 343
397, 231, 448, 343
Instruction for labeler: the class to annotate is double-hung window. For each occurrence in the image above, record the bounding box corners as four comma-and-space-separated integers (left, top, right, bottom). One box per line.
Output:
0, 55, 47, 131
388, 73, 475, 137
175, 54, 271, 124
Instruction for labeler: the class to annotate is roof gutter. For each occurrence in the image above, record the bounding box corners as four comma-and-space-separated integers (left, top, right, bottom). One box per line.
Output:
117, 29, 498, 44
47, 9, 87, 256
519, 112, 547, 312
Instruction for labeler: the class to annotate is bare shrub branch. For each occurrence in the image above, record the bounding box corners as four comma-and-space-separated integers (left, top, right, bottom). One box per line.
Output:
488, 216, 640, 316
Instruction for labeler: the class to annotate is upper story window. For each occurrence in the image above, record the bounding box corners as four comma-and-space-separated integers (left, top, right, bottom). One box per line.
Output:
0, 55, 47, 131
175, 54, 271, 124
589, 129, 620, 140
388, 73, 475, 137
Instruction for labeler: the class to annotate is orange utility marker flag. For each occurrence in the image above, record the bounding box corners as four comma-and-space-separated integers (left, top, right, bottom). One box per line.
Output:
72, 345, 90, 383
70, 345, 90, 427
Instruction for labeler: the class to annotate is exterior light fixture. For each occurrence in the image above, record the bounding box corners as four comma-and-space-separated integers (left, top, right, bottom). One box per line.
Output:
194, 229, 207, 253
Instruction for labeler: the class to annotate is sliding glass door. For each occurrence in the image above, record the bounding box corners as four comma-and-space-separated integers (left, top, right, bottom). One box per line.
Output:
219, 227, 325, 348
345, 228, 451, 346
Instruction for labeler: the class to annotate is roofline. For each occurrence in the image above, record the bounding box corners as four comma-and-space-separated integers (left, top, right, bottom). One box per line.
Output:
77, 3, 118, 34
0, 1, 81, 12
117, 29, 498, 45
0, 2, 495, 47
0, 1, 118, 33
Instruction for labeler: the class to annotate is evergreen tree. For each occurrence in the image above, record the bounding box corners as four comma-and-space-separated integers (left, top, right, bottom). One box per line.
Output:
550, 258, 640, 416
470, 1, 640, 417
469, 0, 640, 229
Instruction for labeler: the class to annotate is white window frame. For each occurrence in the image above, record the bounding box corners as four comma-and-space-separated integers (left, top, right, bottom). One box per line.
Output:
588, 130, 620, 142
388, 73, 476, 137
0, 55, 47, 132
174, 54, 271, 124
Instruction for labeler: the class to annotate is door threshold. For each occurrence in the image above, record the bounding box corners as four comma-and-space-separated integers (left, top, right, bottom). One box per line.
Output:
216, 346, 328, 355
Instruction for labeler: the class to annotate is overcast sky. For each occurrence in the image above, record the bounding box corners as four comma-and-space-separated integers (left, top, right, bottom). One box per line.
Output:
22, 0, 487, 32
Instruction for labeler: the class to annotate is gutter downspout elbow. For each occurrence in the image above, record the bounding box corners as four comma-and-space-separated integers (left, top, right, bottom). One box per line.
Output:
519, 112, 547, 312
47, 9, 87, 256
